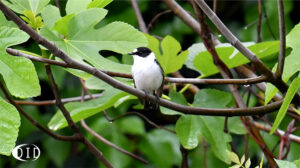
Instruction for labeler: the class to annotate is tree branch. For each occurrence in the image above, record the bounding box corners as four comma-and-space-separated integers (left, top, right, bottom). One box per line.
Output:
80, 120, 148, 164
0, 81, 79, 141
257, 0, 262, 42
0, 1, 284, 116
130, 0, 148, 33
194, 0, 300, 105
45, 65, 113, 168
275, 0, 286, 78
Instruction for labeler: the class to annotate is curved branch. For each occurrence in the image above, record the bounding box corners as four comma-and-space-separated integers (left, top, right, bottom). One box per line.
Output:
194, 0, 300, 105
0, 1, 283, 116
7, 48, 267, 85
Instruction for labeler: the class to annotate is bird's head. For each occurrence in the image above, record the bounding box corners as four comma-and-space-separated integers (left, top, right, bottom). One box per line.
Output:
128, 47, 152, 58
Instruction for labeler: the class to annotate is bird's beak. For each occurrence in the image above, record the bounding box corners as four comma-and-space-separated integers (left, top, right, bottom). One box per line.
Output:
128, 52, 136, 55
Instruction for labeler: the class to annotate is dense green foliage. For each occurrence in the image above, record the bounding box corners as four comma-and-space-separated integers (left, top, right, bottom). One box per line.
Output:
0, 0, 300, 168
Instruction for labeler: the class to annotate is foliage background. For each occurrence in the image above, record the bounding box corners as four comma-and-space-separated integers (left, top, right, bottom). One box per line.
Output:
0, 0, 300, 168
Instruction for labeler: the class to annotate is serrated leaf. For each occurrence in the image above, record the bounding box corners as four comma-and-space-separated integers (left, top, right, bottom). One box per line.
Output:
175, 115, 201, 149
146, 34, 188, 74
275, 159, 297, 168
0, 15, 40, 98
0, 97, 21, 156
40, 8, 147, 76
241, 155, 245, 164
270, 77, 300, 134
190, 41, 279, 77
48, 88, 129, 130
245, 158, 251, 168
87, 0, 113, 8
227, 151, 240, 165
21, 10, 44, 30
160, 91, 187, 115
265, 23, 300, 104
3, 0, 50, 15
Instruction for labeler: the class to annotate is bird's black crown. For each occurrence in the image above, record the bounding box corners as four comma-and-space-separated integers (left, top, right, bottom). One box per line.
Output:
129, 47, 152, 57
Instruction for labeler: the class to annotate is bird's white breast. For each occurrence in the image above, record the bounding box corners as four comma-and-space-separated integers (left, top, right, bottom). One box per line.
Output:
131, 53, 163, 94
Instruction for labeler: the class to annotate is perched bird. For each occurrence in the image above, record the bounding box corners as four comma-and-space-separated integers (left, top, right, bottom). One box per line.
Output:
129, 47, 164, 110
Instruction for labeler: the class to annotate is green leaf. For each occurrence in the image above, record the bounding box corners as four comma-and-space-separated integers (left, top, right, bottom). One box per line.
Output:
41, 5, 61, 29
48, 88, 129, 130
146, 34, 188, 74
265, 23, 300, 104
275, 159, 297, 168
139, 129, 181, 168
245, 158, 251, 168
227, 151, 240, 164
0, 97, 21, 156
175, 115, 201, 150
116, 116, 145, 135
87, 0, 113, 8
193, 89, 232, 108
270, 77, 300, 134
21, 10, 44, 30
190, 41, 279, 77
3, 0, 50, 15
66, 0, 92, 15
294, 159, 300, 168
40, 8, 147, 75
0, 15, 40, 98
228, 117, 247, 135
160, 91, 187, 115
52, 14, 74, 36
43, 138, 71, 167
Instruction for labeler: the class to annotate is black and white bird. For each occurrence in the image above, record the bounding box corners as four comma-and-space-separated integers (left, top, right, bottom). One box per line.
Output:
129, 47, 164, 110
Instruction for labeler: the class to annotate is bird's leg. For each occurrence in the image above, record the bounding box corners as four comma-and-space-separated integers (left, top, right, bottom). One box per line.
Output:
154, 91, 160, 110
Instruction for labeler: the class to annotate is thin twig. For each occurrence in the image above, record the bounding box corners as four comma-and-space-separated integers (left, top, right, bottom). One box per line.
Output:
7, 48, 268, 86
80, 120, 148, 164
14, 94, 102, 106
180, 145, 189, 168
257, 0, 262, 42
275, 0, 286, 78
130, 0, 148, 33
45, 65, 113, 168
147, 10, 172, 31
0, 2, 285, 116
194, 0, 300, 105
0, 81, 79, 141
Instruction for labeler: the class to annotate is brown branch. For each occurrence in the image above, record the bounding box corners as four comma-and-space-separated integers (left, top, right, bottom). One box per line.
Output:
0, 81, 79, 141
257, 0, 262, 42
55, 0, 61, 13
130, 0, 148, 33
180, 145, 189, 168
275, 0, 286, 78
45, 65, 113, 168
7, 47, 268, 86
147, 10, 172, 31
14, 94, 102, 106
0, 1, 285, 117
80, 120, 148, 164
163, 0, 201, 35
254, 122, 300, 144
194, 0, 300, 105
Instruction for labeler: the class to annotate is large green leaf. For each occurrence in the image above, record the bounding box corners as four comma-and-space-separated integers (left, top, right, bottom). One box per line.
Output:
270, 77, 300, 134
275, 159, 297, 168
0, 97, 21, 156
48, 88, 129, 130
40, 8, 147, 75
265, 23, 300, 104
3, 0, 50, 14
0, 13, 40, 98
146, 34, 188, 74
189, 41, 279, 77
66, 0, 92, 15
175, 89, 232, 163
139, 129, 181, 168
87, 0, 113, 8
